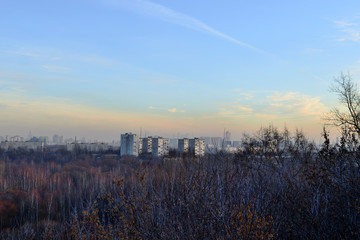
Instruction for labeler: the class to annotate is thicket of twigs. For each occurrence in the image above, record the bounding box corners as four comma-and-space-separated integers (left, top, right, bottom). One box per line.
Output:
0, 126, 359, 239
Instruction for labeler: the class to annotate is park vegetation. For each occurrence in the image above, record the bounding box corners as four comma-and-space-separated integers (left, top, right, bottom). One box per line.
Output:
0, 73, 359, 239
0, 125, 359, 239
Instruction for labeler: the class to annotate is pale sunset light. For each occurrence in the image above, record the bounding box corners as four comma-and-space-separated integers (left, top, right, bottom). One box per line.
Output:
2, 1, 360, 238
1, 0, 360, 140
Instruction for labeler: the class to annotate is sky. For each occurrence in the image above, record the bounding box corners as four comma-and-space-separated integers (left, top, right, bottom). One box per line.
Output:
1, 0, 360, 141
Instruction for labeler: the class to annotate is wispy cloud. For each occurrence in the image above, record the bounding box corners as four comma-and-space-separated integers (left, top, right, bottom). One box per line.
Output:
168, 108, 185, 113
3, 48, 62, 61
41, 65, 72, 72
216, 91, 326, 122
218, 110, 236, 116
266, 92, 326, 117
0, 69, 82, 84
107, 0, 261, 52
233, 88, 254, 99
16, 51, 42, 58
332, 19, 360, 42
255, 113, 277, 119
237, 106, 253, 112
333, 20, 356, 28
148, 106, 185, 113
148, 106, 160, 110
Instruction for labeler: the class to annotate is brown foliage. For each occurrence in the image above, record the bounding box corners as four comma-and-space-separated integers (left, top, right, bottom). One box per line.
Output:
0, 128, 360, 239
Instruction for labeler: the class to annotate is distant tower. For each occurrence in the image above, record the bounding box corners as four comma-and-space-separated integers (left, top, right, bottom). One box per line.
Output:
225, 130, 231, 142
223, 130, 232, 149
120, 133, 138, 157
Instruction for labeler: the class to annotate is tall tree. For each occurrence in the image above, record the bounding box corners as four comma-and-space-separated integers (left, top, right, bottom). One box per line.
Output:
324, 72, 360, 135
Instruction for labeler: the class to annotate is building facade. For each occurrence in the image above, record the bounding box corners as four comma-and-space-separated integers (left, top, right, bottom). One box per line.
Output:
120, 133, 138, 157
178, 138, 189, 154
66, 143, 110, 152
178, 138, 205, 157
139, 137, 153, 154
189, 138, 205, 157
0, 141, 44, 151
152, 137, 169, 157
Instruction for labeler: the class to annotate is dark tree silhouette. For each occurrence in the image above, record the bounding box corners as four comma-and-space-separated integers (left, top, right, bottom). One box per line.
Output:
324, 72, 360, 135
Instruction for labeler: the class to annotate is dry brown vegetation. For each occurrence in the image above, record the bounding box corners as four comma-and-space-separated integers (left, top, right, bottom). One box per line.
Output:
0, 126, 359, 239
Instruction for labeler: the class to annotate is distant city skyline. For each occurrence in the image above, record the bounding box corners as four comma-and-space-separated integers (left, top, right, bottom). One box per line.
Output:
0, 130, 239, 144
1, 1, 360, 140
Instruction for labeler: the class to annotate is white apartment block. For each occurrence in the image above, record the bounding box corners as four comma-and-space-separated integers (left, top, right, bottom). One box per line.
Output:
139, 137, 153, 154
178, 138, 189, 154
66, 143, 110, 152
139, 140, 142, 154
6, 135, 24, 142
152, 137, 169, 157
120, 133, 138, 157
0, 141, 44, 151
189, 138, 205, 157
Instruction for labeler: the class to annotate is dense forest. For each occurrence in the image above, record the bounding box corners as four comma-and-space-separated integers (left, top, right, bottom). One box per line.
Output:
0, 125, 359, 239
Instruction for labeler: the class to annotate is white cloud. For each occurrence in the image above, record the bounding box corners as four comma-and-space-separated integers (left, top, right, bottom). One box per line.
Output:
267, 92, 326, 117
268, 92, 298, 102
332, 19, 360, 43
233, 88, 254, 100
333, 20, 356, 28
218, 104, 253, 118
217, 91, 326, 121
237, 106, 253, 112
168, 108, 185, 113
107, 0, 262, 52
148, 106, 160, 110
148, 106, 185, 113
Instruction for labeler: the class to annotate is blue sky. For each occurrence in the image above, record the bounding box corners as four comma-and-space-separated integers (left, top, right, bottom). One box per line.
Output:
1, 0, 360, 141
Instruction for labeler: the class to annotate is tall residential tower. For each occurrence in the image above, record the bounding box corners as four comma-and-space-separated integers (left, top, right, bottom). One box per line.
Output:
152, 137, 169, 157
189, 138, 205, 157
120, 133, 138, 157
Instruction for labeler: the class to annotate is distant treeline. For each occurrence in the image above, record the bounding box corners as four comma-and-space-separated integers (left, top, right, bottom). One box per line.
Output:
0, 125, 359, 239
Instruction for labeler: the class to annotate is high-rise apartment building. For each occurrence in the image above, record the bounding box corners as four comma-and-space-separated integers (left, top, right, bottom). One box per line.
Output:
178, 138, 189, 154
189, 138, 205, 157
8, 135, 24, 142
139, 139, 143, 154
120, 133, 138, 157
178, 138, 205, 157
201, 137, 211, 146
152, 137, 169, 157
139, 137, 153, 154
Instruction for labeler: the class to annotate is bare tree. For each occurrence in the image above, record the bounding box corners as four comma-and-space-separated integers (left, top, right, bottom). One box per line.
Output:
324, 72, 360, 135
